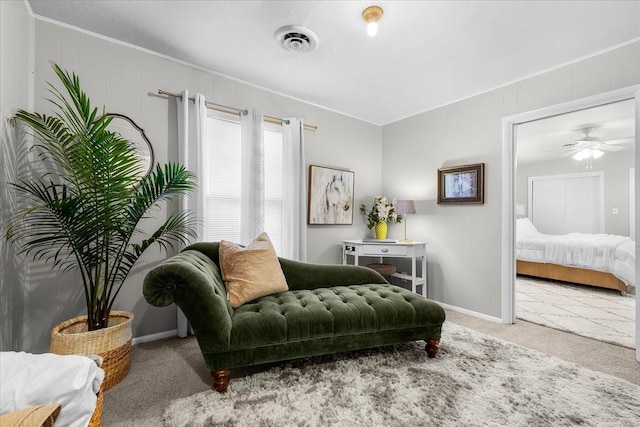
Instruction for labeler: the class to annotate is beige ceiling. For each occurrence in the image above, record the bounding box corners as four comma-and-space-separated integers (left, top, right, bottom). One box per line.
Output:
28, 0, 640, 126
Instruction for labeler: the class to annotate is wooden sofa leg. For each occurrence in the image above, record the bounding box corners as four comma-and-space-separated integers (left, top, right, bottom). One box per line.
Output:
211, 370, 230, 393
426, 339, 440, 358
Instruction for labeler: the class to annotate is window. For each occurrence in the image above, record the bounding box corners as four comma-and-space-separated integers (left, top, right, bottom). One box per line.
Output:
263, 127, 283, 250
203, 112, 284, 253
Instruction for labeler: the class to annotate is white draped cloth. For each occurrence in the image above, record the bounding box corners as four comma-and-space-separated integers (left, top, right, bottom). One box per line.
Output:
177, 90, 207, 242
0, 351, 104, 427
240, 108, 265, 244
176, 90, 207, 337
282, 118, 307, 262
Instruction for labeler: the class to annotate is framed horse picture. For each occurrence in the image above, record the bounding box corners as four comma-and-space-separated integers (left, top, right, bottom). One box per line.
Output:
308, 165, 355, 225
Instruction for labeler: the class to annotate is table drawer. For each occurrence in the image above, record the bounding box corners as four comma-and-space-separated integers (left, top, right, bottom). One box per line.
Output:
362, 244, 407, 256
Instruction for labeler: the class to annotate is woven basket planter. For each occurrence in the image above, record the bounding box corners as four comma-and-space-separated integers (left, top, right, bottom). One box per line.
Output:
50, 311, 133, 391
88, 389, 104, 427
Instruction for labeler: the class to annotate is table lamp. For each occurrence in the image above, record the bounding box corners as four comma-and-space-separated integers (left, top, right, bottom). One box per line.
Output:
396, 200, 416, 242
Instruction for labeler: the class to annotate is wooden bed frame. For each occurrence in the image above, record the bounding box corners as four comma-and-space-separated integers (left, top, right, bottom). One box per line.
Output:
516, 260, 629, 294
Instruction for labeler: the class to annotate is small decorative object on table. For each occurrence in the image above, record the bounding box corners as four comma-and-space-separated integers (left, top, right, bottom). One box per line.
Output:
359, 196, 401, 239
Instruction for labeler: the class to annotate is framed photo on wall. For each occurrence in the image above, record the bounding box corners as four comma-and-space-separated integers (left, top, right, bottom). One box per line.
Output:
437, 163, 485, 204
308, 165, 355, 224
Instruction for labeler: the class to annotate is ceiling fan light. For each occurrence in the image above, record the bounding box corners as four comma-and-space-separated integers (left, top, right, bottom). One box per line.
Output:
573, 149, 590, 160
591, 149, 604, 159
572, 148, 604, 161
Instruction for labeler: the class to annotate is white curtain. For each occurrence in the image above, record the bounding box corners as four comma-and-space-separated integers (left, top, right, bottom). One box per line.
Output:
176, 90, 207, 337
240, 108, 264, 244
177, 90, 208, 242
282, 118, 307, 261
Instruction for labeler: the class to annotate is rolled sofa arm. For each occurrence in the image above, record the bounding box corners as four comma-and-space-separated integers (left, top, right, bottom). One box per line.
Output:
279, 258, 388, 291
143, 250, 232, 350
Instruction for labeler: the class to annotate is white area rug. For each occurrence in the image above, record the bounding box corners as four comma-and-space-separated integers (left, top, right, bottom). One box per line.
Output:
163, 322, 640, 426
517, 276, 636, 349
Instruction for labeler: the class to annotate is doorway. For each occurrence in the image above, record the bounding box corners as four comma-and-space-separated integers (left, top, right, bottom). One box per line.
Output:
501, 86, 640, 362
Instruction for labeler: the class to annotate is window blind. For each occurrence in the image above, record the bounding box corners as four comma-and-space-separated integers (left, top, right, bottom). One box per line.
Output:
204, 113, 284, 253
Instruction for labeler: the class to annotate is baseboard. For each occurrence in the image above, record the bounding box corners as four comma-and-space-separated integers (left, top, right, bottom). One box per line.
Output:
436, 301, 504, 323
132, 329, 177, 345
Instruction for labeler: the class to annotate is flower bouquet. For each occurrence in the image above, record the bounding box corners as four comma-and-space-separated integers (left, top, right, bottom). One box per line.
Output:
359, 196, 401, 239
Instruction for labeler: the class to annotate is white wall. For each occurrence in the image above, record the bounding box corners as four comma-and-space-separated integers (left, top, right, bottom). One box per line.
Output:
382, 40, 640, 319
517, 150, 634, 236
0, 0, 33, 351
12, 18, 382, 352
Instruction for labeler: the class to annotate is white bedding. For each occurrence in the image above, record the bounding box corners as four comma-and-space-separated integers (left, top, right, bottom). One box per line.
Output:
516, 218, 636, 286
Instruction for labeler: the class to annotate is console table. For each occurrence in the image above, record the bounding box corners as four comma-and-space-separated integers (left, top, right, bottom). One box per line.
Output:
342, 239, 427, 297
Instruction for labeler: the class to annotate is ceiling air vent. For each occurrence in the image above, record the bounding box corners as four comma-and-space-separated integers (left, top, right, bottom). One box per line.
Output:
274, 25, 319, 53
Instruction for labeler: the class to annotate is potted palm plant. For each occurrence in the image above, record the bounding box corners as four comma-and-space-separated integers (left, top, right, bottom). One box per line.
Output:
5, 63, 197, 389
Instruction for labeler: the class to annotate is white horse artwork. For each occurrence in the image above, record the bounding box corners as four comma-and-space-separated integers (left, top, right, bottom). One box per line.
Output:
309, 166, 354, 224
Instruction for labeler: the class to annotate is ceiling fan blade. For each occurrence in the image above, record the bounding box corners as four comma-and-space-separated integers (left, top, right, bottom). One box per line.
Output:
560, 149, 581, 158
603, 136, 634, 145
540, 147, 568, 153
598, 145, 624, 152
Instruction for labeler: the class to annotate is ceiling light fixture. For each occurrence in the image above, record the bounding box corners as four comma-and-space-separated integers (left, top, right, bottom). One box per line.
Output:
572, 148, 604, 161
362, 6, 383, 37
572, 147, 604, 169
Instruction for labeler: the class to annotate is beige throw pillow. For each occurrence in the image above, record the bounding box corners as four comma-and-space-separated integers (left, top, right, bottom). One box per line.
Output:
219, 232, 289, 308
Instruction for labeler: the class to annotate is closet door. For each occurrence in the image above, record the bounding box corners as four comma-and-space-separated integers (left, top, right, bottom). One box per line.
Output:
528, 172, 604, 235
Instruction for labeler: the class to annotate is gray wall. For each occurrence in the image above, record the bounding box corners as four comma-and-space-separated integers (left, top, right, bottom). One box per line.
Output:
7, 15, 383, 352
0, 0, 33, 351
517, 150, 635, 237
382, 41, 640, 319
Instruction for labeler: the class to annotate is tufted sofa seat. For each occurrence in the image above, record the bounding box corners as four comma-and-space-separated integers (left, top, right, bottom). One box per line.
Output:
143, 242, 445, 392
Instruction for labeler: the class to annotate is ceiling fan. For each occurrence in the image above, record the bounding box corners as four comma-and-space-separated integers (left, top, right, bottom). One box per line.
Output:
546, 127, 634, 160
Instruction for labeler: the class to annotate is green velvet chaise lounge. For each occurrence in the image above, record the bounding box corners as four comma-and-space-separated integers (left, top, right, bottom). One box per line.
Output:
143, 242, 446, 392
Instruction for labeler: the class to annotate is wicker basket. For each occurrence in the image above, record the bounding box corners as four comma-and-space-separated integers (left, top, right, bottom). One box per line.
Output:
50, 311, 133, 391
88, 390, 104, 427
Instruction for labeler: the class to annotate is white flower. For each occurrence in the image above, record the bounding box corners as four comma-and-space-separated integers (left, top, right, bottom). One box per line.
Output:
359, 196, 401, 229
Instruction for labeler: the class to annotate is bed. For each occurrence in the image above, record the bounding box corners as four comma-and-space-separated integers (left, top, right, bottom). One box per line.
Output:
516, 218, 636, 294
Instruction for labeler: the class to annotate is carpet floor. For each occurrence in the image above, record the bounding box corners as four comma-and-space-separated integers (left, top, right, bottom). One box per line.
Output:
516, 276, 636, 349
102, 310, 640, 426
162, 322, 640, 426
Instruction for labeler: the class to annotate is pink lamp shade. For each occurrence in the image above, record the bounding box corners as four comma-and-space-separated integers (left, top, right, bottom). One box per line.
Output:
396, 200, 416, 242
396, 200, 416, 215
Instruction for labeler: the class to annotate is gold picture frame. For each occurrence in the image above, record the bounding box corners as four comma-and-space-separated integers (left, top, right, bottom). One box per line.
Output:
437, 163, 485, 204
